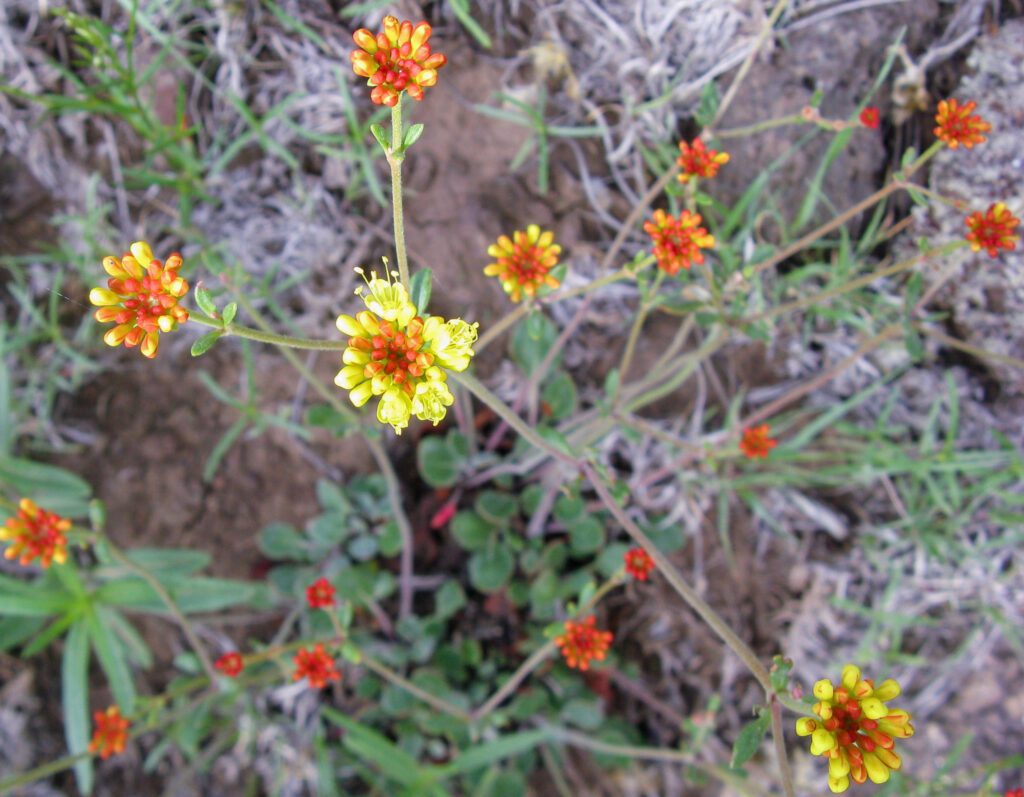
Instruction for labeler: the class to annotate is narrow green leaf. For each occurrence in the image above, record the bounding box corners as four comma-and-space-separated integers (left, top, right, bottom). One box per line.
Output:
221, 302, 238, 326
409, 268, 433, 315
193, 285, 217, 316
191, 330, 224, 357
443, 730, 549, 775
402, 122, 425, 151
63, 620, 94, 794
322, 708, 428, 787
370, 123, 389, 153
730, 711, 770, 769
86, 606, 136, 713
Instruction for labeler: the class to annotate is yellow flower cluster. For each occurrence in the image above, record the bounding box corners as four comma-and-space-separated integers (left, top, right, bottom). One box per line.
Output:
796, 664, 914, 793
335, 270, 476, 434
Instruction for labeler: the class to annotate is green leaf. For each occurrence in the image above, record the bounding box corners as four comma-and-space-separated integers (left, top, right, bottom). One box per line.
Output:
191, 330, 223, 357
0, 456, 92, 517
409, 268, 433, 315
306, 404, 354, 436
259, 522, 309, 561
221, 302, 238, 326
510, 312, 558, 373
417, 434, 466, 488
86, 606, 136, 713
321, 708, 428, 787
402, 122, 426, 151
193, 285, 217, 316
730, 711, 770, 769
433, 580, 466, 619
370, 123, 390, 153
444, 730, 549, 775
694, 80, 720, 128
451, 511, 493, 551
561, 697, 604, 730
63, 620, 94, 795
569, 517, 605, 556
124, 548, 211, 579
469, 547, 514, 593
475, 491, 518, 524
541, 371, 578, 420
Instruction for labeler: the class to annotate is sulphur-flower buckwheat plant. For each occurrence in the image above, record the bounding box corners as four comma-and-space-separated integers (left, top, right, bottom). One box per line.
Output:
644, 209, 715, 275
89, 241, 189, 358
350, 16, 447, 107
965, 202, 1020, 258
676, 138, 729, 183
933, 98, 990, 149
796, 665, 914, 793
484, 225, 562, 302
555, 616, 613, 671
0, 498, 71, 568
88, 706, 129, 760
335, 269, 477, 434
293, 644, 341, 690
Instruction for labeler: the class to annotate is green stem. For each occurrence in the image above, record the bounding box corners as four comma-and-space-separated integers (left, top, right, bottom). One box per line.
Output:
361, 652, 472, 722
0, 752, 91, 793
388, 101, 411, 290
746, 242, 962, 323
100, 532, 217, 682
771, 696, 797, 797
581, 462, 773, 693
612, 270, 665, 409
450, 371, 578, 466
190, 313, 346, 351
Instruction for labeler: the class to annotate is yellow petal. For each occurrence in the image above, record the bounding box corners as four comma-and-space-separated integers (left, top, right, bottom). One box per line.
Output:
827, 775, 850, 794
526, 224, 540, 244
841, 665, 861, 691
795, 718, 817, 736
334, 365, 366, 390
813, 679, 834, 701
538, 229, 554, 249
102, 256, 128, 278
872, 679, 901, 702
103, 324, 134, 347
336, 314, 365, 337
861, 698, 886, 720
342, 348, 370, 365
89, 288, 122, 307
863, 752, 890, 784
810, 729, 837, 756
130, 241, 154, 268
349, 381, 374, 407
353, 28, 377, 53
828, 750, 850, 779
141, 332, 159, 358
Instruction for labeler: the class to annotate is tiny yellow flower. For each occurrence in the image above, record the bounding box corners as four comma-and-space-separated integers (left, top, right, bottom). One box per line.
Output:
795, 665, 914, 793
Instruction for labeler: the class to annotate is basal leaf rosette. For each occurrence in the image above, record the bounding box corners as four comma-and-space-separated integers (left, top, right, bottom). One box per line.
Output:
335, 270, 477, 434
351, 16, 447, 107
484, 224, 562, 302
89, 241, 189, 359
795, 664, 914, 793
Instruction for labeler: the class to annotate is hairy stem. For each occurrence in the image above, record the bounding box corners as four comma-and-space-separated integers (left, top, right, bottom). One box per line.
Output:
388, 101, 410, 290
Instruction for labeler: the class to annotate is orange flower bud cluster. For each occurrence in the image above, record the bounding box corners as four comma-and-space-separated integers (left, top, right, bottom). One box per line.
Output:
351, 17, 446, 107
555, 616, 613, 671
1, 498, 70, 568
